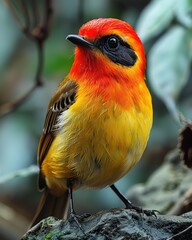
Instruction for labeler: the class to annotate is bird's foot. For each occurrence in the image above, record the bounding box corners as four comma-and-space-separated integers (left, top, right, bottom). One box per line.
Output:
109, 184, 159, 217
69, 211, 85, 234
126, 203, 159, 217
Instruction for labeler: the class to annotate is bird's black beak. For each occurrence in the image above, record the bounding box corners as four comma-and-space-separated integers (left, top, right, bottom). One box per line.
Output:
66, 34, 94, 49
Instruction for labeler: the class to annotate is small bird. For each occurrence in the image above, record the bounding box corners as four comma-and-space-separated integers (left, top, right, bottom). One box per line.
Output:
31, 18, 154, 228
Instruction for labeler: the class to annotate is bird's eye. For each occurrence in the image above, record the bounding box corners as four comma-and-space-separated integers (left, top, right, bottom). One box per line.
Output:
107, 37, 119, 50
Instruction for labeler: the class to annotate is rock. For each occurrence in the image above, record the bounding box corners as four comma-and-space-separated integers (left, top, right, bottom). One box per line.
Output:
22, 150, 192, 239
126, 150, 192, 214
22, 209, 192, 240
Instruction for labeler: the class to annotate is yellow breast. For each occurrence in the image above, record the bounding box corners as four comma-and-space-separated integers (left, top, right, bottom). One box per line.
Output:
42, 82, 152, 194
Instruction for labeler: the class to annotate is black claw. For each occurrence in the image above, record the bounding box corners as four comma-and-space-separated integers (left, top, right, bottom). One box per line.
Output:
69, 213, 85, 234
110, 184, 160, 219
130, 206, 160, 218
68, 180, 85, 234
149, 210, 160, 218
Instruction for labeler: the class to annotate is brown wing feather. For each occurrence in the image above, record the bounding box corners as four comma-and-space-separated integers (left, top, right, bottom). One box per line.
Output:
38, 80, 78, 190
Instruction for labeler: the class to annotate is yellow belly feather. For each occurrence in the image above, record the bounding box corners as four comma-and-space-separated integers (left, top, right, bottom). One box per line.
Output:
42, 89, 152, 195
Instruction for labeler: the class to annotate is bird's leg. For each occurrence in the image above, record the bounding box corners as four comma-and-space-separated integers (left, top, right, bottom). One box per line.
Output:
68, 181, 84, 233
110, 184, 159, 217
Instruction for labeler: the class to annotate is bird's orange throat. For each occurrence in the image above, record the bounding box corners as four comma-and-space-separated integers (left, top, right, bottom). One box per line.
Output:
69, 48, 149, 110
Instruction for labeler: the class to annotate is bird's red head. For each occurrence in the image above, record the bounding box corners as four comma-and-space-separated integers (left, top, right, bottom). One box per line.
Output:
79, 18, 144, 58
67, 18, 147, 107
68, 18, 146, 84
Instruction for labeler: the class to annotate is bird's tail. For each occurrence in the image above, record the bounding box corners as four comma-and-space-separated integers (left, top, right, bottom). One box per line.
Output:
30, 188, 69, 228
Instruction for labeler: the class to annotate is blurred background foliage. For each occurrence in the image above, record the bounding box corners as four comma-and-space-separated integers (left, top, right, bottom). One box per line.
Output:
0, 0, 191, 239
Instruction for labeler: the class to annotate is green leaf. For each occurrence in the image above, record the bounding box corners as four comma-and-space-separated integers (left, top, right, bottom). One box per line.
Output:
175, 0, 192, 28
136, 0, 176, 42
148, 26, 191, 119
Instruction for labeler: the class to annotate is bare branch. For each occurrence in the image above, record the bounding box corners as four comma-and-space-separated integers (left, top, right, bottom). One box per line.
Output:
31, 0, 38, 27
0, 85, 37, 117
20, 0, 30, 32
35, 40, 44, 86
167, 225, 192, 240
43, 0, 53, 34
168, 188, 192, 216
4, 0, 23, 28
0, 0, 53, 117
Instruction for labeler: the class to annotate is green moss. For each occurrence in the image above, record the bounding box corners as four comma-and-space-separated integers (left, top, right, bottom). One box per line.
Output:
45, 232, 52, 239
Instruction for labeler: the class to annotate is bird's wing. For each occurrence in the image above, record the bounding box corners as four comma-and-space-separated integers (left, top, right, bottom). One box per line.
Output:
38, 79, 78, 189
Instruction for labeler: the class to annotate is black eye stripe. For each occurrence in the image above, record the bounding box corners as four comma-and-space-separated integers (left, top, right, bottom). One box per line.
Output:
94, 34, 137, 67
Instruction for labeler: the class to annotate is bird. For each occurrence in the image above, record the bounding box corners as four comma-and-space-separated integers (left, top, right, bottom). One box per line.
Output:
31, 18, 154, 228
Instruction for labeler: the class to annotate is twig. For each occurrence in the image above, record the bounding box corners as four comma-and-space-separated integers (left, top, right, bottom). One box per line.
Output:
0, 37, 44, 117
20, 0, 30, 32
35, 41, 44, 86
166, 225, 192, 240
0, 165, 38, 184
31, 0, 38, 27
168, 188, 192, 216
43, 0, 53, 33
0, 85, 37, 116
0, 0, 53, 117
4, 0, 23, 28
